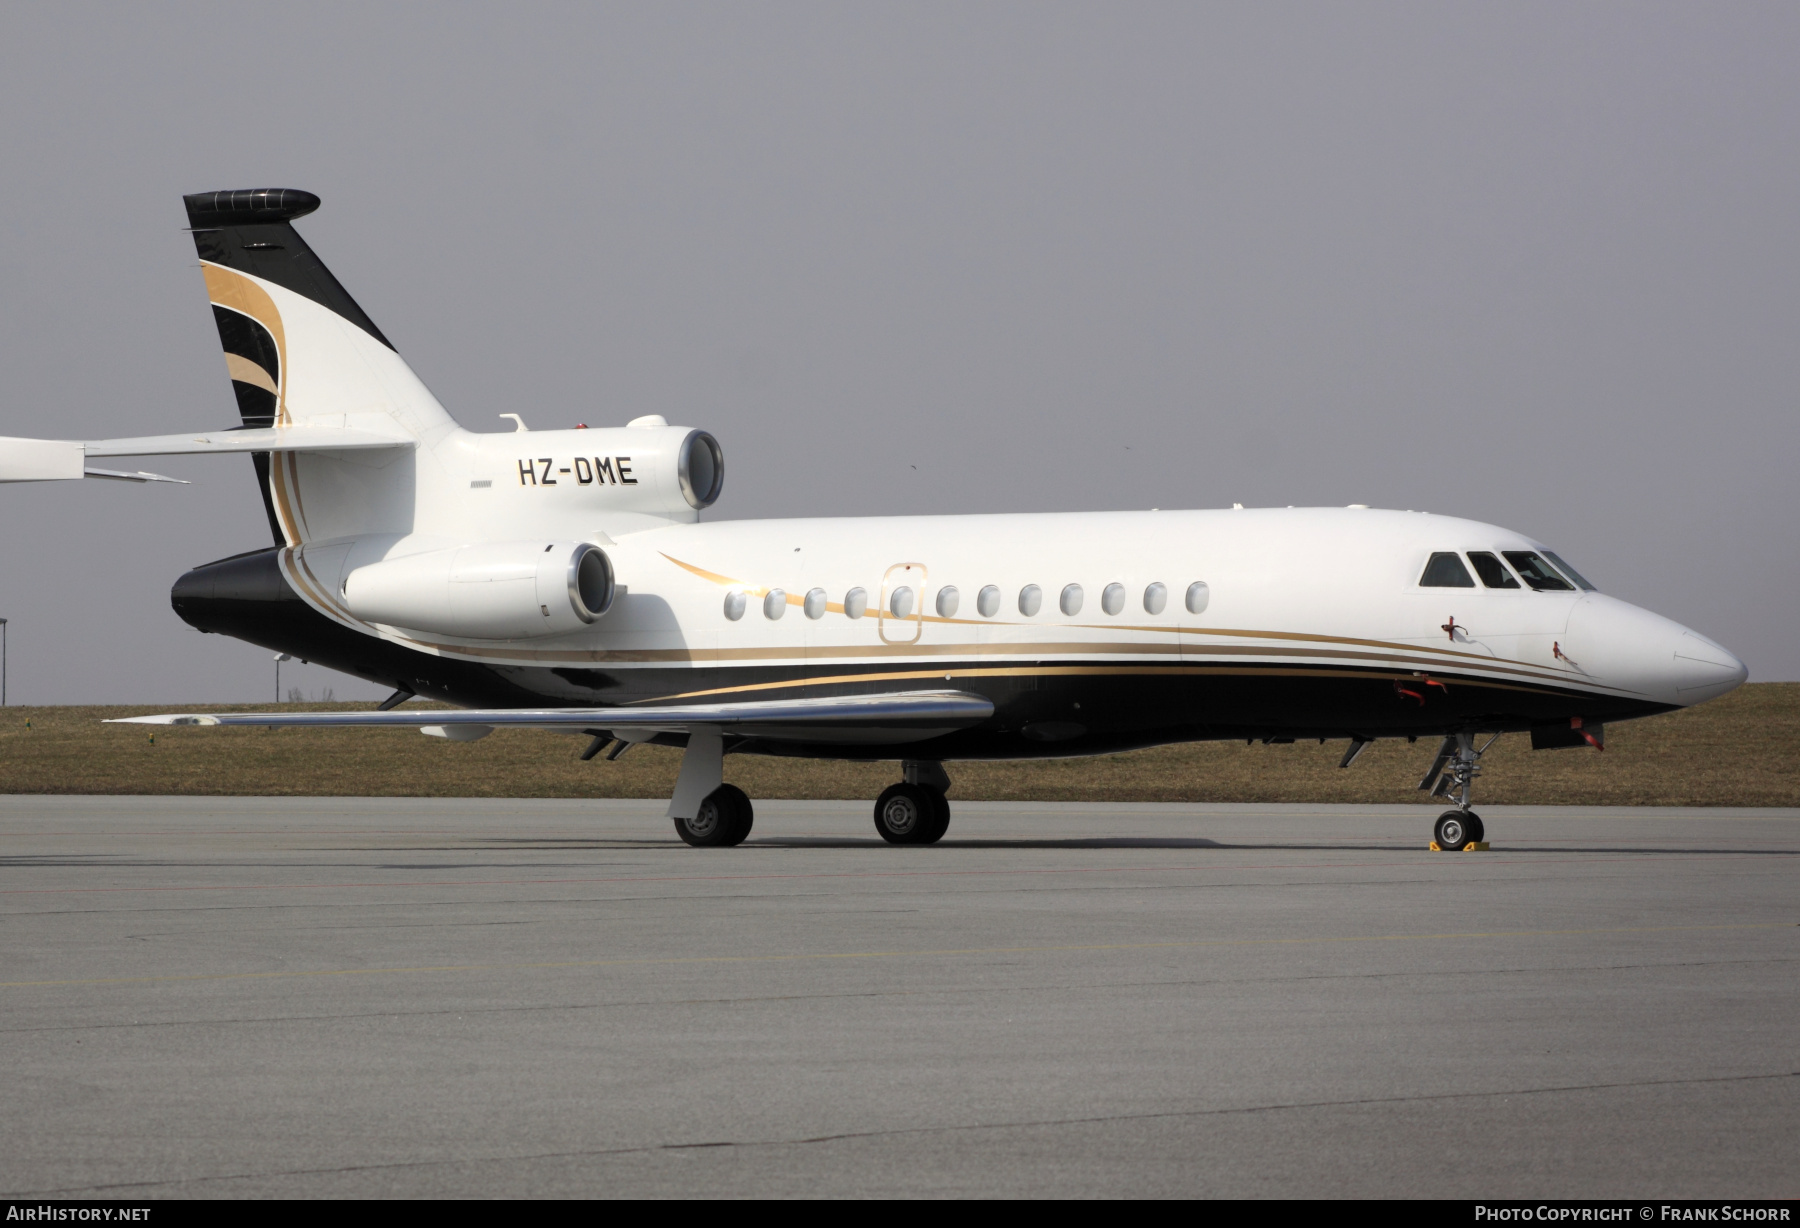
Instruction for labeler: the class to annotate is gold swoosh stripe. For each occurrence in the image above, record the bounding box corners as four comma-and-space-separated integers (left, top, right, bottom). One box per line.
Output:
205, 263, 303, 545
202, 264, 287, 422
635, 663, 1585, 706
654, 551, 1551, 671
346, 636, 1590, 693
223, 352, 278, 394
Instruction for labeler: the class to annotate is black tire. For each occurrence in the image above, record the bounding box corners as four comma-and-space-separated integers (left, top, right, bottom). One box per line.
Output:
717, 783, 753, 846
1463, 811, 1484, 844
1434, 811, 1470, 850
874, 783, 934, 844
917, 787, 951, 844
675, 785, 749, 847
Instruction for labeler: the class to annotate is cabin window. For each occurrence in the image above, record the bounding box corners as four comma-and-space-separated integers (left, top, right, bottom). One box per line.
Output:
1101, 583, 1126, 615
1060, 584, 1084, 616
889, 586, 915, 618
763, 589, 788, 619
1466, 552, 1518, 589
1503, 551, 1574, 592
977, 585, 1001, 617
844, 587, 868, 619
1420, 553, 1476, 588
936, 586, 960, 617
804, 588, 827, 619
1018, 584, 1043, 616
723, 591, 746, 621
1544, 552, 1597, 591
1143, 582, 1167, 615
1186, 581, 1210, 614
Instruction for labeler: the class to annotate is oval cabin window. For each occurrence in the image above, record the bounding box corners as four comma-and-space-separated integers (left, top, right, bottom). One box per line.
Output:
723, 591, 747, 621
1018, 584, 1042, 616
889, 586, 915, 618
1102, 583, 1125, 615
977, 585, 1001, 617
1143, 582, 1167, 615
1185, 581, 1209, 615
936, 586, 960, 617
804, 588, 827, 619
843, 587, 868, 619
763, 589, 788, 620
1060, 584, 1084, 616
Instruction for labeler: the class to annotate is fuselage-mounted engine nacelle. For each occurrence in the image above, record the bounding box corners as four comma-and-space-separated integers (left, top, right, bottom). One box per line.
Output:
344, 540, 614, 640
447, 420, 726, 528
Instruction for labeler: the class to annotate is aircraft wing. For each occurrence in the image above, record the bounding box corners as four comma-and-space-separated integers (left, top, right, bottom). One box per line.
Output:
108, 690, 995, 744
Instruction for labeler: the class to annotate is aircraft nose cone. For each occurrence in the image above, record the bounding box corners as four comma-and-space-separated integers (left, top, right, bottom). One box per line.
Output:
1671, 631, 1748, 700
1563, 596, 1747, 705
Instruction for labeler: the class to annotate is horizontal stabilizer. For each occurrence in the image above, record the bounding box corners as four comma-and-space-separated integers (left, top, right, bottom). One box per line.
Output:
0, 426, 414, 482
108, 690, 996, 744
87, 426, 415, 456
0, 437, 82, 481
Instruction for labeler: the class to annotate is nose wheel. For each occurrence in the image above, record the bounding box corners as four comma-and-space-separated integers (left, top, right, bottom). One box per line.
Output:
1433, 809, 1484, 850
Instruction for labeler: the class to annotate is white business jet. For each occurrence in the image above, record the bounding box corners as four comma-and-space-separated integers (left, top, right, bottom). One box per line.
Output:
0, 190, 1748, 850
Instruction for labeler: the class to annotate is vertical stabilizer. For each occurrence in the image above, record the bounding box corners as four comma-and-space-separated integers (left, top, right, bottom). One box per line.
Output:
184, 189, 452, 545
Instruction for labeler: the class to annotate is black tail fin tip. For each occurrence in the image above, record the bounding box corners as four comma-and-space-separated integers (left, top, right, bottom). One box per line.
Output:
183, 187, 393, 352
184, 189, 321, 229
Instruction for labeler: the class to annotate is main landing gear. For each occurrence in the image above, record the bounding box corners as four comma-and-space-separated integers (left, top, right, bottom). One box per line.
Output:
659, 731, 951, 848
872, 760, 952, 845
1418, 732, 1498, 849
673, 783, 754, 847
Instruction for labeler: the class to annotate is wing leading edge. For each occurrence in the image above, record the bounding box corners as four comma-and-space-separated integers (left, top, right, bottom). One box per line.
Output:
109, 690, 995, 739
112, 691, 994, 822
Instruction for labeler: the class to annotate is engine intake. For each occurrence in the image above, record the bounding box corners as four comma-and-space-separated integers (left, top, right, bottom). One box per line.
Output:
344, 540, 613, 640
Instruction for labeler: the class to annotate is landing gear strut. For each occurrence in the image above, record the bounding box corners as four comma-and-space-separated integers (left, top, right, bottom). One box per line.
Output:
1419, 732, 1495, 849
873, 761, 952, 845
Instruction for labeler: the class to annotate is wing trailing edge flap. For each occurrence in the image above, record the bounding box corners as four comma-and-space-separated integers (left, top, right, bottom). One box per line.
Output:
108, 690, 996, 745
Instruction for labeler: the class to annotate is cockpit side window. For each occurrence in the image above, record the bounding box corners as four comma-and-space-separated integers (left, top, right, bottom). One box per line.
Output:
1467, 552, 1520, 589
1543, 551, 1596, 591
1419, 552, 1475, 587
1503, 551, 1575, 591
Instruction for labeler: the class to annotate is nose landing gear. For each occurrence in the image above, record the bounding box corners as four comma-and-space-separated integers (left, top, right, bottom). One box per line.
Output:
1433, 809, 1483, 849
1420, 732, 1496, 850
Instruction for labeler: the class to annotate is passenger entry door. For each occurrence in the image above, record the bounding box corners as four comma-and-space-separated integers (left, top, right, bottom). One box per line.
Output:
878, 562, 927, 645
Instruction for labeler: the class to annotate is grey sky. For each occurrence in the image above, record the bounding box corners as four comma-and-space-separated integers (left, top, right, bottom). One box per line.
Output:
1, 2, 1796, 703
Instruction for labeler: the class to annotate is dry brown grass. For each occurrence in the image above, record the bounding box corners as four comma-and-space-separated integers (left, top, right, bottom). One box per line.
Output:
0, 683, 1794, 806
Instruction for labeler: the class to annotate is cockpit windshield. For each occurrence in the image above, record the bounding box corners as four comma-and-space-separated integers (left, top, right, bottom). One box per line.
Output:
1419, 552, 1474, 587
1466, 552, 1520, 589
1543, 551, 1596, 591
1502, 551, 1574, 592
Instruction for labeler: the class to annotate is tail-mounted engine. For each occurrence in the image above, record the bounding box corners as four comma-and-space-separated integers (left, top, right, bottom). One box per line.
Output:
454, 420, 725, 529
344, 540, 614, 640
